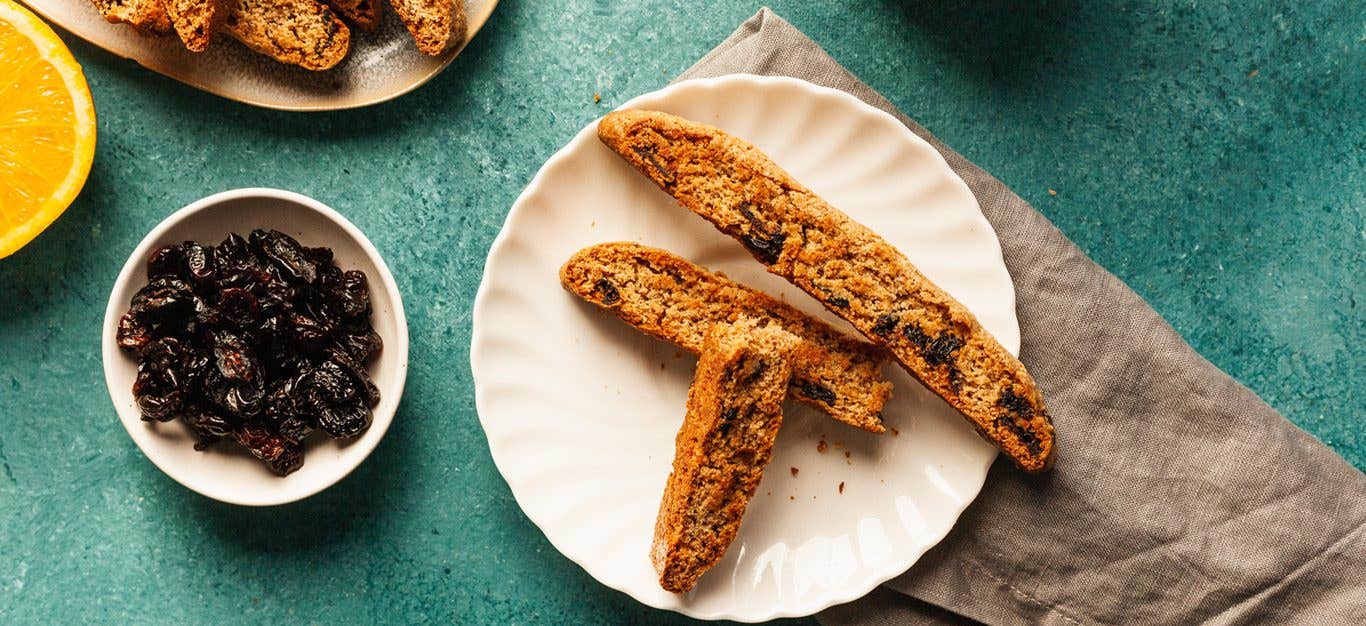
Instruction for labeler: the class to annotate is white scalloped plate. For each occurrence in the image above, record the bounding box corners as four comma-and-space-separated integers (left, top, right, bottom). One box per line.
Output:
471, 76, 1013, 621
20, 0, 497, 111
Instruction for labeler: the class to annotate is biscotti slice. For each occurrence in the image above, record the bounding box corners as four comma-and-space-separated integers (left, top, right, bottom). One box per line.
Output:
222, 0, 350, 71
653, 318, 808, 593
598, 110, 1056, 472
324, 0, 379, 30
561, 242, 892, 433
90, 0, 172, 34
389, 0, 465, 55
165, 0, 223, 52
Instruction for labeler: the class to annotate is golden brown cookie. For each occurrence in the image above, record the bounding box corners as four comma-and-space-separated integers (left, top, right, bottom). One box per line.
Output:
652, 318, 808, 593
90, 0, 172, 35
389, 0, 465, 55
222, 0, 350, 71
598, 110, 1056, 472
560, 242, 892, 433
164, 0, 224, 52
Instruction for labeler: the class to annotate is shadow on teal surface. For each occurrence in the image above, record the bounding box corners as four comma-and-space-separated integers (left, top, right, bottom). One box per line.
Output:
887, 0, 1094, 90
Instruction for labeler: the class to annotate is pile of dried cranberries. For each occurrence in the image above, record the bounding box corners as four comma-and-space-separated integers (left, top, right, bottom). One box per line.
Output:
117, 230, 382, 476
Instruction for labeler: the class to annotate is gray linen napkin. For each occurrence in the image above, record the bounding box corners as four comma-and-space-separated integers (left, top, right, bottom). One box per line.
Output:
677, 9, 1366, 626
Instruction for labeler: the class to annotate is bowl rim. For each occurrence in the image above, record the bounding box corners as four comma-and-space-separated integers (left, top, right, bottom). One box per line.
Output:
101, 187, 410, 506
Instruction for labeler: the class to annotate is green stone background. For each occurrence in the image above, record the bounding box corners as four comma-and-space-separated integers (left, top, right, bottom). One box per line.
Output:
1, 1, 1361, 624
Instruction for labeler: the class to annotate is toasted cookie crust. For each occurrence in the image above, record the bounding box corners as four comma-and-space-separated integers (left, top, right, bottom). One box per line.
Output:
389, 0, 465, 55
598, 110, 1056, 472
324, 0, 380, 31
91, 0, 172, 35
652, 319, 807, 593
164, 0, 224, 52
561, 242, 892, 433
222, 0, 350, 71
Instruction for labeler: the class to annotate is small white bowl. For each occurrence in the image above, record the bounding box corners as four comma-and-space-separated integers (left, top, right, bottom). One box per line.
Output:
102, 188, 409, 506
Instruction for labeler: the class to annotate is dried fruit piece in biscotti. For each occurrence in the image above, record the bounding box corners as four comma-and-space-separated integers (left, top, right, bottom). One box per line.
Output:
90, 0, 172, 34
165, 0, 224, 52
389, 0, 465, 55
653, 318, 809, 593
222, 0, 350, 71
324, 0, 380, 31
598, 110, 1056, 473
560, 242, 892, 434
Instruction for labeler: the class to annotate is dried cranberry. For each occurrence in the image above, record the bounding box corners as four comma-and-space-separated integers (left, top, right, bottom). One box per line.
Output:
139, 337, 187, 374
316, 400, 371, 439
146, 244, 184, 279
288, 311, 335, 349
217, 287, 260, 328
214, 233, 251, 271
181, 347, 212, 388
594, 279, 620, 305
182, 242, 214, 285
264, 372, 305, 422
131, 278, 193, 320
235, 423, 304, 476
251, 229, 317, 284
331, 271, 370, 318
305, 246, 333, 265
871, 314, 898, 335
133, 339, 186, 421
121, 229, 381, 477
275, 416, 314, 441
794, 380, 837, 405
135, 390, 182, 422
334, 329, 382, 363
326, 349, 380, 407
307, 360, 357, 404
183, 410, 235, 447
116, 313, 153, 353
205, 369, 264, 419
741, 232, 786, 265
192, 295, 222, 327
212, 332, 260, 381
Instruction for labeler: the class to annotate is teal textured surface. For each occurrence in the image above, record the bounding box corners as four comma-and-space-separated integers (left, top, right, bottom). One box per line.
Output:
0, 2, 1361, 624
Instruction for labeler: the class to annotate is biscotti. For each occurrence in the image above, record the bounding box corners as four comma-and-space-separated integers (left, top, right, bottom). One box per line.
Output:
389, 0, 465, 55
165, 0, 224, 52
324, 0, 379, 30
560, 242, 892, 433
90, 0, 172, 34
653, 319, 807, 593
598, 110, 1056, 472
222, 0, 350, 71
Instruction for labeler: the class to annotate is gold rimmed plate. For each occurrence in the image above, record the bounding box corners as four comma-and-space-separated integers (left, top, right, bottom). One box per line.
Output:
20, 0, 497, 111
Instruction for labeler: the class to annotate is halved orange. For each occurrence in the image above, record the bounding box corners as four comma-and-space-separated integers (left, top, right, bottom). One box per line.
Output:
0, 0, 96, 259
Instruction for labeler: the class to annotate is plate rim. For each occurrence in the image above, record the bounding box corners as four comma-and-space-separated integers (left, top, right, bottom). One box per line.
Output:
470, 75, 1006, 621
17, 0, 500, 112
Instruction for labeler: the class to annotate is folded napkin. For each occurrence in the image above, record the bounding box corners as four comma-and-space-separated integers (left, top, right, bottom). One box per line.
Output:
678, 10, 1366, 625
